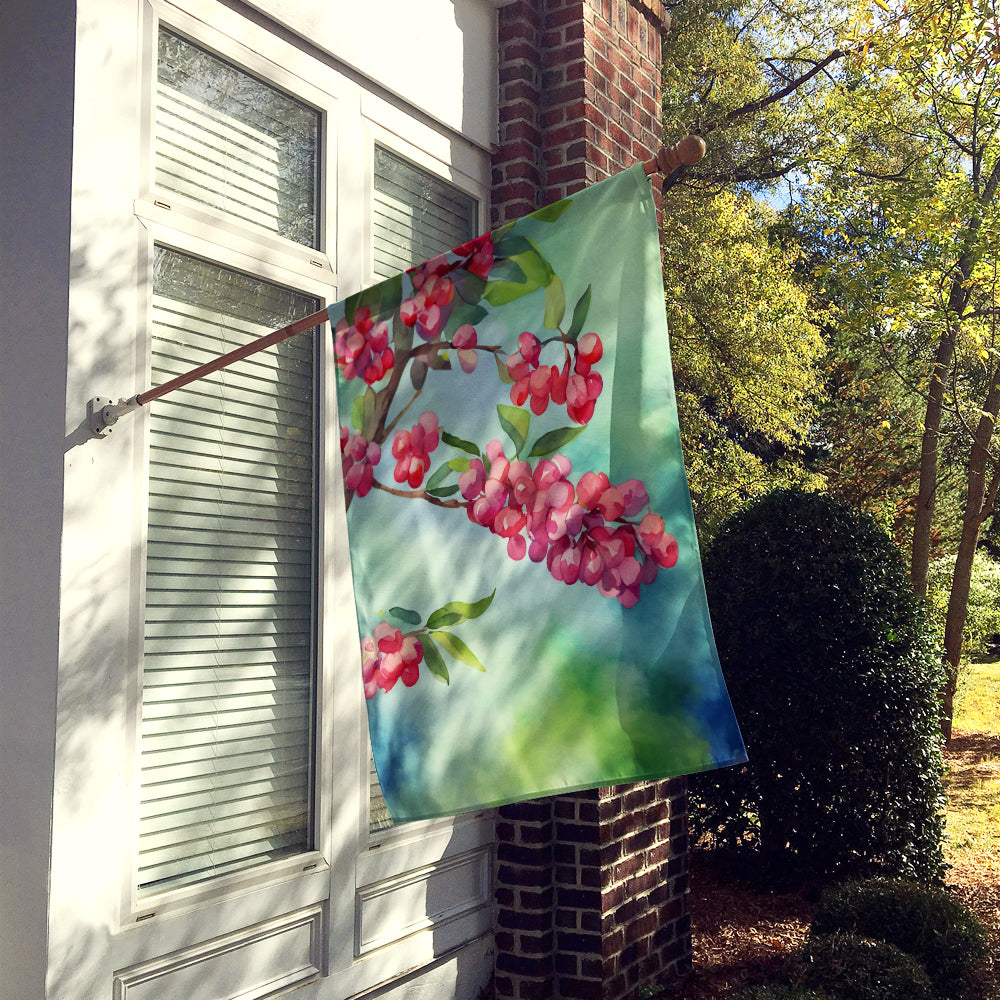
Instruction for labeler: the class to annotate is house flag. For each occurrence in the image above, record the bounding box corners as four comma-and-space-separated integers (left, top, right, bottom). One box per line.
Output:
333, 164, 746, 821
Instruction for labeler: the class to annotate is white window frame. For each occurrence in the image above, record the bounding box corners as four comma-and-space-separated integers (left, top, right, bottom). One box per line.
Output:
110, 0, 496, 991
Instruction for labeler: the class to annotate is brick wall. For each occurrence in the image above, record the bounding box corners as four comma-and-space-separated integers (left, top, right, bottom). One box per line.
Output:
490, 6, 690, 997
492, 0, 668, 229
490, 4, 690, 998
494, 783, 690, 1000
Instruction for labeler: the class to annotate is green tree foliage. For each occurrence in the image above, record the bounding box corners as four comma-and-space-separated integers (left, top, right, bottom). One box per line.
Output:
661, 0, 853, 193
793, 0, 1000, 735
659, 1, 837, 538
663, 189, 825, 536
661, 0, 1000, 737
927, 548, 1000, 658
690, 490, 946, 883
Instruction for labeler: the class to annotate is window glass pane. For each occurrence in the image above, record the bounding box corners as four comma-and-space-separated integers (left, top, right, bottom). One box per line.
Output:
372, 146, 477, 279
368, 149, 477, 832
156, 28, 320, 248
138, 246, 318, 895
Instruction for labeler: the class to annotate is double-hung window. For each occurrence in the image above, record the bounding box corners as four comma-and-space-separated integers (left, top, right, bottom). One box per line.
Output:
136, 22, 327, 903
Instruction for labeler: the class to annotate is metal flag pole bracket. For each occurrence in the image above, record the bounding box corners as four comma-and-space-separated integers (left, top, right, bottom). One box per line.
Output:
88, 395, 141, 438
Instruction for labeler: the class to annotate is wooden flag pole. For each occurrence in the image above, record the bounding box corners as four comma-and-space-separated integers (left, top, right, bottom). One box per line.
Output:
88, 138, 706, 437
88, 306, 330, 436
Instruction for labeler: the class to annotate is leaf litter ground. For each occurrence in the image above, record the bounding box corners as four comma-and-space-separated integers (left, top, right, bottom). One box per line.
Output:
656, 730, 1000, 999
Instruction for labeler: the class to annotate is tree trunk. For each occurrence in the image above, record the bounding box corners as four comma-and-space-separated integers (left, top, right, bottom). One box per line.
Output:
910, 160, 1000, 596
940, 375, 1000, 741
910, 329, 955, 598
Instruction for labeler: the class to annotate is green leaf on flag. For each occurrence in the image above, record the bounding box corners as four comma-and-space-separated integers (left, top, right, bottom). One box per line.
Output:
495, 352, 514, 384
429, 630, 486, 671
351, 386, 377, 432
425, 463, 455, 493
425, 590, 496, 630
447, 456, 472, 473
543, 274, 566, 330
567, 284, 592, 340
393, 311, 414, 354
497, 403, 530, 455
426, 484, 460, 498
386, 606, 422, 626
515, 243, 555, 286
421, 640, 450, 684
492, 235, 533, 260
441, 431, 481, 456
452, 269, 487, 305
491, 219, 516, 243
484, 279, 534, 307
528, 424, 586, 457
530, 198, 572, 223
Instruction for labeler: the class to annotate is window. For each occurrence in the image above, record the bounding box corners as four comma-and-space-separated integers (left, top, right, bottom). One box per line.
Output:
118, 6, 493, 990
136, 26, 323, 898
155, 28, 320, 247
139, 248, 319, 895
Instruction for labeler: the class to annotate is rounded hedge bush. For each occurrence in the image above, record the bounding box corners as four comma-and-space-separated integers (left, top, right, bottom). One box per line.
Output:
812, 878, 987, 999
793, 933, 934, 1000
690, 489, 946, 882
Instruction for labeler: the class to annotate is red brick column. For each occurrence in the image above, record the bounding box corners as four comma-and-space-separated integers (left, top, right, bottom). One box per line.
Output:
491, 9, 687, 996
492, 0, 669, 229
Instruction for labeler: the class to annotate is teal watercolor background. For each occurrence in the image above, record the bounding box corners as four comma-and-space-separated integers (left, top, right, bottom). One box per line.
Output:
332, 165, 746, 821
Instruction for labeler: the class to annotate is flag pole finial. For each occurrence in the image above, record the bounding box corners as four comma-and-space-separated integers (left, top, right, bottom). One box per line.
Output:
643, 135, 706, 177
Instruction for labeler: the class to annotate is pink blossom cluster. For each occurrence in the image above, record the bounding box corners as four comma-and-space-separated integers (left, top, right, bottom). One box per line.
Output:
400, 257, 455, 341
361, 623, 423, 698
453, 233, 495, 279
334, 307, 394, 384
392, 411, 441, 488
506, 332, 604, 424
340, 428, 381, 497
458, 442, 678, 607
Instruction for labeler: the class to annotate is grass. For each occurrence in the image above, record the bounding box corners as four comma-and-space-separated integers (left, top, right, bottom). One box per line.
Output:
955, 657, 1000, 734
945, 659, 1000, 868
943, 657, 1000, 1000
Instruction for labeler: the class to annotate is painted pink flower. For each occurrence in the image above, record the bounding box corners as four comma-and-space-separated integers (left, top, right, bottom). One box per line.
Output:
401, 257, 455, 341
361, 622, 424, 697
452, 324, 479, 373
453, 234, 495, 279
392, 411, 440, 489
334, 308, 394, 384
638, 512, 679, 569
505, 331, 603, 423
341, 428, 381, 497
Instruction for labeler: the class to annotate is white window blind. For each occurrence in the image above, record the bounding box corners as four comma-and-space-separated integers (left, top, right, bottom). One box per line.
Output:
368, 148, 477, 832
156, 27, 320, 248
138, 247, 320, 895
372, 146, 477, 280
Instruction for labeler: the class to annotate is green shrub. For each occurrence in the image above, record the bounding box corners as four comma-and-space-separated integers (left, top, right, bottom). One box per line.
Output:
811, 878, 988, 999
690, 489, 946, 882
793, 933, 934, 1000
927, 551, 1000, 658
